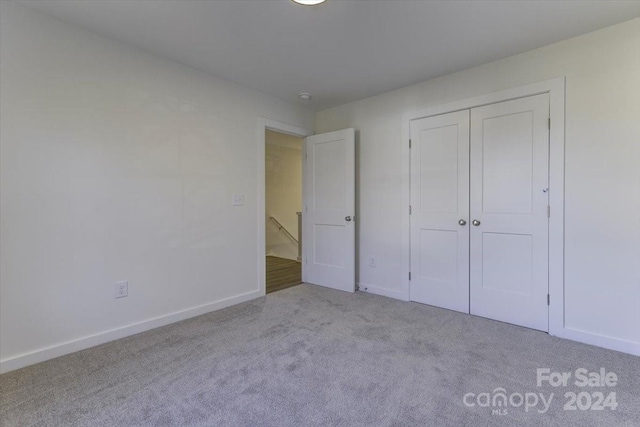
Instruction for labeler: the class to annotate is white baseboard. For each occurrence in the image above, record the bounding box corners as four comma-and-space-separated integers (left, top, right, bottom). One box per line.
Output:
357, 283, 407, 301
0, 290, 262, 374
558, 327, 640, 356
4, 289, 636, 374
359, 284, 639, 357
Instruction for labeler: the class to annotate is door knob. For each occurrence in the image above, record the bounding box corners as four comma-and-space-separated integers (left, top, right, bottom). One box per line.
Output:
345, 216, 352, 222
472, 219, 481, 226
458, 219, 467, 226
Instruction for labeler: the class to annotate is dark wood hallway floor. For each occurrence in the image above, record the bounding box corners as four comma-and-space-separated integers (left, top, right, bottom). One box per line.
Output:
266, 256, 302, 294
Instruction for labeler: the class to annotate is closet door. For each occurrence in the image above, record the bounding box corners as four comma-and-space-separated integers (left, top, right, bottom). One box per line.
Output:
469, 94, 550, 331
410, 111, 470, 313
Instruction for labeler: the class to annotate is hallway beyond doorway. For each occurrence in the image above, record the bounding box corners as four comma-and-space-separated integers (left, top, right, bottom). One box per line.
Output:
266, 256, 301, 294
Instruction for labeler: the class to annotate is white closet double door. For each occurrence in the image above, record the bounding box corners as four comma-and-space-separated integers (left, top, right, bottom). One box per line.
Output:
410, 94, 550, 332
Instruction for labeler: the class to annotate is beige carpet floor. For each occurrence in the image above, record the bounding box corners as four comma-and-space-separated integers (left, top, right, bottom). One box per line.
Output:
1, 284, 639, 426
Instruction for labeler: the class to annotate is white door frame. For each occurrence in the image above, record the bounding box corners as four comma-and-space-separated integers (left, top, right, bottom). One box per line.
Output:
257, 118, 310, 296
401, 77, 565, 337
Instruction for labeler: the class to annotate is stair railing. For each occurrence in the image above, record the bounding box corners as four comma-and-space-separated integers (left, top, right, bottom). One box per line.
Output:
269, 216, 298, 244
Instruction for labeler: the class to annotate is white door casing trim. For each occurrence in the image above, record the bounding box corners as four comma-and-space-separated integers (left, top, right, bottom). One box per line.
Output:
401, 77, 565, 338
257, 118, 310, 296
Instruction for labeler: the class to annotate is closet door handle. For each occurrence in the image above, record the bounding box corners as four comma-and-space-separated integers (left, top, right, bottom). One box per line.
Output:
458, 219, 467, 226
472, 219, 481, 226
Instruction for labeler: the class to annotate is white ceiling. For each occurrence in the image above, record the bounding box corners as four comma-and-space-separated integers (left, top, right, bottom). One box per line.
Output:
17, 0, 640, 111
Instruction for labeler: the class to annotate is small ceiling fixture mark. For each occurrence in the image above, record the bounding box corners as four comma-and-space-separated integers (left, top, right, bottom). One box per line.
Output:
299, 92, 312, 100
292, 0, 327, 6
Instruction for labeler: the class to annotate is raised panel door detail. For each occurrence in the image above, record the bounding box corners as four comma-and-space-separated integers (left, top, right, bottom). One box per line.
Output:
313, 224, 346, 268
313, 139, 346, 212
419, 125, 459, 214
482, 112, 533, 214
481, 232, 532, 296
419, 229, 458, 284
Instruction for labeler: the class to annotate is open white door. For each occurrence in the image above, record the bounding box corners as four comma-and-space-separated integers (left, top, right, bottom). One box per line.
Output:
304, 128, 355, 292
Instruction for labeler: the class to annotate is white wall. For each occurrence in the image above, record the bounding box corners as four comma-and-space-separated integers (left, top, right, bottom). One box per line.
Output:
265, 130, 302, 260
1, 2, 638, 372
316, 18, 640, 355
0, 2, 314, 372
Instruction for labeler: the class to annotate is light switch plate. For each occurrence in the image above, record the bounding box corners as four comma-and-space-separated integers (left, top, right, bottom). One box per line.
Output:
232, 194, 244, 206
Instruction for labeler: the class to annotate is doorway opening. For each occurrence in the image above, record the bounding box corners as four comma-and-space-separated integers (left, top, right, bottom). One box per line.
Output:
265, 129, 304, 293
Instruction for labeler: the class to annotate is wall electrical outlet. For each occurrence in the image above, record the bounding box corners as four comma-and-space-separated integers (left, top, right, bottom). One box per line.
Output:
115, 281, 128, 299
368, 256, 377, 268
232, 194, 244, 206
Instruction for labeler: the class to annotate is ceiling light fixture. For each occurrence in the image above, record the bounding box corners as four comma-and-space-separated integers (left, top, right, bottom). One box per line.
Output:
298, 92, 312, 100
292, 0, 327, 6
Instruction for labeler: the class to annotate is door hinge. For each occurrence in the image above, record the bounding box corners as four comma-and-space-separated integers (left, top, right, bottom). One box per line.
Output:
409, 205, 412, 215
409, 272, 411, 281
547, 294, 550, 306
547, 205, 551, 217
409, 139, 412, 149
548, 117, 551, 129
